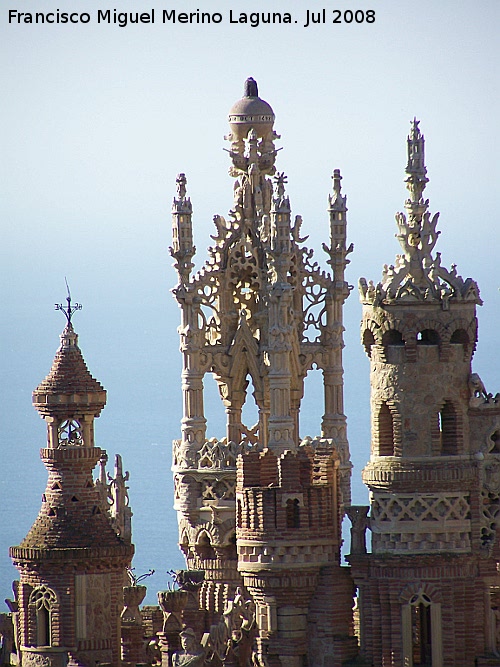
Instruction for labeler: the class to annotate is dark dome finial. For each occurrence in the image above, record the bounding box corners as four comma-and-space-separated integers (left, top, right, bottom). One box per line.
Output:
244, 77, 258, 98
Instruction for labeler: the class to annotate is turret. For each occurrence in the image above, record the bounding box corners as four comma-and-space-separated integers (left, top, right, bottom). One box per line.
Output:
10, 297, 133, 667
349, 121, 500, 667
171, 172, 195, 284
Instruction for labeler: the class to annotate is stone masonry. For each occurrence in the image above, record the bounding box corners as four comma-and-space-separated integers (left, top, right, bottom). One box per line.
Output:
349, 120, 500, 667
10, 306, 134, 667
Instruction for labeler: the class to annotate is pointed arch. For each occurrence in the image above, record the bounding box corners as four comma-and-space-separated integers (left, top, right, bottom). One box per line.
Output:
400, 584, 443, 667
29, 586, 58, 647
195, 530, 216, 561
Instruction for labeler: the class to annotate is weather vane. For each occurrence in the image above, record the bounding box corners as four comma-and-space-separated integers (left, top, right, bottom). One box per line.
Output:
55, 278, 82, 325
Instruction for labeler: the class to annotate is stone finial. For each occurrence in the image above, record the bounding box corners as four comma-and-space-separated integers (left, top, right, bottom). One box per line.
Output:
176, 173, 188, 200
359, 120, 481, 306
405, 118, 428, 203
170, 173, 195, 283
244, 77, 258, 97
329, 169, 347, 212
108, 454, 132, 541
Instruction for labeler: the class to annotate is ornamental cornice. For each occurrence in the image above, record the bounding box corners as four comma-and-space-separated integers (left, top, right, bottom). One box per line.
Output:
362, 458, 477, 490
9, 544, 133, 567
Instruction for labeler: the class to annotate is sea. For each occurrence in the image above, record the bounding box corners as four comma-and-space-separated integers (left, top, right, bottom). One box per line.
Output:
0, 291, 374, 607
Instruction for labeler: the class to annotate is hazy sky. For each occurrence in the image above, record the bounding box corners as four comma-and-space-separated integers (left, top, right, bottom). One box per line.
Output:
1, 0, 498, 601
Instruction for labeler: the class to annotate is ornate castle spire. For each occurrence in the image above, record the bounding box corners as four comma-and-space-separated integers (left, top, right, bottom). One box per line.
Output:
359, 119, 481, 307
169, 80, 356, 663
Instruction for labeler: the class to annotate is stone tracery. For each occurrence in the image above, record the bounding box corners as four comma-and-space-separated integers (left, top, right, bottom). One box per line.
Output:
170, 80, 353, 660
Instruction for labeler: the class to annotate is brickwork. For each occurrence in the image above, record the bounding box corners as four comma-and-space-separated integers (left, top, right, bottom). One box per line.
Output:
236, 445, 356, 664
167, 79, 356, 665
10, 323, 133, 667
352, 120, 500, 666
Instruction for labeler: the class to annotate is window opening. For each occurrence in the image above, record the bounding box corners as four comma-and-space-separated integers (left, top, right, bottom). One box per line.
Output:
378, 403, 394, 456
196, 532, 216, 560
411, 596, 432, 667
440, 402, 458, 455
417, 329, 439, 345
286, 498, 300, 528
382, 329, 404, 346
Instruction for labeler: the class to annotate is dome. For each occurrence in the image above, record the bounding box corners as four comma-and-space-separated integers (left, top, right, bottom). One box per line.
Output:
228, 77, 275, 141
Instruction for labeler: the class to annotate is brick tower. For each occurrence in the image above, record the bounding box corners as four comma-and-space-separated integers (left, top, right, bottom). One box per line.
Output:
170, 79, 357, 664
350, 120, 500, 666
10, 299, 134, 667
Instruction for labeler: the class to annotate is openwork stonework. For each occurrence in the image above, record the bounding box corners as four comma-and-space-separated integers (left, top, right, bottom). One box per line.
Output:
371, 492, 471, 553
7, 80, 500, 667
170, 79, 355, 664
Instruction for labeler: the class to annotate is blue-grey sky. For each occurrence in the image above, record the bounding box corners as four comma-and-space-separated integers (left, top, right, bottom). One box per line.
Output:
1, 0, 498, 601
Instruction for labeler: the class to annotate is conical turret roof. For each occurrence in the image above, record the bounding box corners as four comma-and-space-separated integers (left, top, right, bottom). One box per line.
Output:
33, 324, 106, 418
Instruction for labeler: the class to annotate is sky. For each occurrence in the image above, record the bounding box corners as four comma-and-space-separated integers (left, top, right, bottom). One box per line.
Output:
1, 0, 499, 603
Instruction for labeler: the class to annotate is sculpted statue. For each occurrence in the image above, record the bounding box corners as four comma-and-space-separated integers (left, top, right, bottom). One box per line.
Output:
172, 628, 205, 667
346, 506, 370, 555
469, 373, 488, 400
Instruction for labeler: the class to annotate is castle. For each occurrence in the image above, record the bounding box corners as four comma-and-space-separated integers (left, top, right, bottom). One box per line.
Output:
3, 79, 500, 667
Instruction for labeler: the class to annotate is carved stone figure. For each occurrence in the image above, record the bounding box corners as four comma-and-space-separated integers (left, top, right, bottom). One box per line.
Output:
171, 628, 204, 667
346, 505, 370, 555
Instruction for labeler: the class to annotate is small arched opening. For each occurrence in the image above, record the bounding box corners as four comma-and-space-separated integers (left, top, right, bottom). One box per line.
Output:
439, 401, 459, 455
363, 329, 376, 358
377, 403, 394, 456
382, 329, 404, 347
450, 328, 469, 347
195, 532, 216, 561
417, 329, 440, 345
286, 498, 301, 529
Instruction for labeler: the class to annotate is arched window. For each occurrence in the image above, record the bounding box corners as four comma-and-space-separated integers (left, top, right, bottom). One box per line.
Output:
195, 532, 216, 561
439, 401, 458, 455
401, 588, 443, 667
29, 586, 57, 647
489, 430, 500, 454
382, 329, 404, 346
363, 329, 376, 358
417, 329, 440, 345
286, 498, 300, 528
450, 329, 469, 346
377, 403, 394, 456
410, 593, 432, 666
